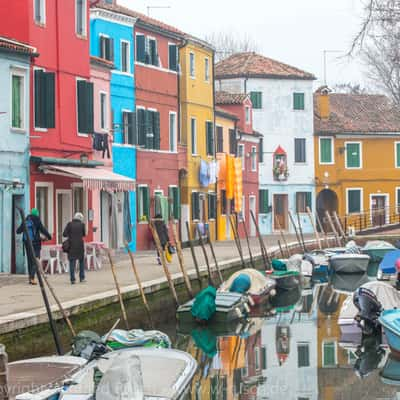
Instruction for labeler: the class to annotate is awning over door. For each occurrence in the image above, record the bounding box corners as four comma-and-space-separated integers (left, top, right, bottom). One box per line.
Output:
40, 165, 136, 192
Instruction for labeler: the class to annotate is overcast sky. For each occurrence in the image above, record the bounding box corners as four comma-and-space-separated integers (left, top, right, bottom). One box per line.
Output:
119, 0, 368, 89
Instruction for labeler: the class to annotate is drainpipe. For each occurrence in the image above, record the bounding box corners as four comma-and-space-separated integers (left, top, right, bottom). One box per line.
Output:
212, 49, 218, 241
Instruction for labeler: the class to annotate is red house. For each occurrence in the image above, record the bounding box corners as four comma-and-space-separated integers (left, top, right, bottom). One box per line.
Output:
216, 91, 262, 239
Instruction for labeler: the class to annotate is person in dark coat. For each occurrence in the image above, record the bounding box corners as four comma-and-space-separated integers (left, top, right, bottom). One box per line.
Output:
154, 214, 169, 265
63, 212, 86, 284
16, 208, 51, 285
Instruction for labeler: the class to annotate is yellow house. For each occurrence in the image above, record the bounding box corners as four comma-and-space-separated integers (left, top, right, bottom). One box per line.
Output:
314, 87, 400, 231
179, 37, 216, 240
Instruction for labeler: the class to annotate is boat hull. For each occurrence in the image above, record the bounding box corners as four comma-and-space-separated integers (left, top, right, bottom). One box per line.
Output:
330, 254, 370, 274
363, 248, 394, 263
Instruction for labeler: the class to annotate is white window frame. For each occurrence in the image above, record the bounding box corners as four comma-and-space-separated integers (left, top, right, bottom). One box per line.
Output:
346, 187, 364, 215
121, 108, 133, 145
191, 117, 197, 156
34, 0, 46, 25
369, 193, 389, 224
154, 189, 164, 217
147, 36, 159, 67
245, 106, 251, 123
204, 57, 210, 82
168, 42, 177, 71
345, 141, 362, 169
35, 182, 54, 235
319, 136, 334, 165
76, 77, 88, 137
395, 142, 400, 168
75, 0, 87, 38
396, 187, 400, 214
120, 39, 131, 74
99, 91, 108, 132
10, 68, 26, 132
55, 189, 72, 245
322, 340, 337, 368
238, 144, 245, 170
33, 67, 47, 132
169, 111, 177, 153
189, 52, 195, 79
254, 347, 260, 370
251, 146, 257, 171
207, 190, 217, 221
99, 33, 110, 61
138, 184, 149, 224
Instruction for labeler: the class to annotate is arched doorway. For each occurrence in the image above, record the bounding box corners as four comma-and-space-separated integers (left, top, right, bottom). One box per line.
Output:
317, 189, 338, 232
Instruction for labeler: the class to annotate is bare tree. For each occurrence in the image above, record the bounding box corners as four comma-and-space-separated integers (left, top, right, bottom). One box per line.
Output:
333, 82, 370, 94
204, 31, 259, 62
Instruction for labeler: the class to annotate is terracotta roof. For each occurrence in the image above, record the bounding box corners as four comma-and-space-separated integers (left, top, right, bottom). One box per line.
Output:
94, 1, 184, 37
314, 93, 400, 134
215, 107, 239, 121
90, 55, 114, 69
215, 52, 315, 80
0, 37, 37, 56
215, 91, 249, 105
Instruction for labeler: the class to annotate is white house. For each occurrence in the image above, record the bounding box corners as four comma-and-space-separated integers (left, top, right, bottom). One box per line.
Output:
215, 52, 316, 234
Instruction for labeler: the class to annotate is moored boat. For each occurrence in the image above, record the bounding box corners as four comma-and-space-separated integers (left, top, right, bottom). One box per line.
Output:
268, 270, 301, 291
381, 353, 400, 385
362, 240, 396, 262
104, 329, 171, 350
378, 249, 400, 280
329, 253, 370, 274
379, 309, 400, 356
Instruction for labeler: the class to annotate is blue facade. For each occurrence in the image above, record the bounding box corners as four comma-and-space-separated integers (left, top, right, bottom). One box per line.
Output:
0, 48, 31, 273
90, 10, 137, 250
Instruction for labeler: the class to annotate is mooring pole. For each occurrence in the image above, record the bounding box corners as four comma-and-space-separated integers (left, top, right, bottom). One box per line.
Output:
206, 226, 223, 285
250, 210, 271, 266
185, 221, 202, 288
0, 344, 8, 400
306, 207, 322, 249
325, 211, 341, 246
241, 218, 255, 268
196, 225, 215, 286
275, 216, 291, 258
296, 212, 307, 252
288, 211, 303, 252
333, 211, 347, 244
229, 215, 246, 268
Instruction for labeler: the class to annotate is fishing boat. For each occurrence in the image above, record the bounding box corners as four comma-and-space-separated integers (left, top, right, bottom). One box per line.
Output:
378, 249, 400, 280
362, 240, 396, 262
219, 268, 276, 305
381, 354, 400, 385
329, 253, 370, 274
9, 355, 88, 400
60, 348, 197, 400
379, 309, 400, 356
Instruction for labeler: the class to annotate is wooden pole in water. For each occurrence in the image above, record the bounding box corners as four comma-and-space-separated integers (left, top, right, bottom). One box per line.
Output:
306, 207, 322, 250
196, 225, 215, 286
325, 211, 341, 247
288, 211, 303, 252
206, 226, 223, 285
275, 216, 291, 258
185, 221, 202, 288
0, 344, 8, 400
170, 222, 194, 298
149, 221, 180, 306
17, 207, 63, 355
333, 211, 346, 244
229, 215, 246, 268
106, 249, 129, 330
241, 218, 255, 268
124, 242, 154, 327
250, 210, 270, 266
296, 212, 308, 252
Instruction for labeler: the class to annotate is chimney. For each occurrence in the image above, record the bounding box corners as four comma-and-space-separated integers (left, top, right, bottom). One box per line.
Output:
316, 86, 331, 119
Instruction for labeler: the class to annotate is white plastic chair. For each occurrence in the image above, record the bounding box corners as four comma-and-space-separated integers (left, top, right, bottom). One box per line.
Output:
86, 243, 103, 270
41, 247, 58, 274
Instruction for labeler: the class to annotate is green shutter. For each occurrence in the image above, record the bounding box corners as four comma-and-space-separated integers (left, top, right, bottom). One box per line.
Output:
136, 35, 145, 63
306, 192, 312, 211
143, 187, 150, 221
145, 110, 154, 149
44, 72, 55, 128
259, 189, 269, 214
208, 193, 216, 220
346, 143, 360, 168
320, 138, 332, 163
206, 121, 214, 156
12, 75, 21, 128
137, 108, 146, 146
250, 92, 262, 109
125, 112, 136, 145
294, 93, 305, 110
169, 44, 177, 71
34, 70, 43, 127
192, 192, 200, 220
149, 39, 158, 66
259, 138, 264, 163
169, 187, 180, 220
77, 80, 94, 134
348, 189, 361, 214
323, 342, 336, 367
153, 111, 160, 150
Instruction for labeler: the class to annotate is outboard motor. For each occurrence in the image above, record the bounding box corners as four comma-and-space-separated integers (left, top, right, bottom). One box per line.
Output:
353, 287, 383, 335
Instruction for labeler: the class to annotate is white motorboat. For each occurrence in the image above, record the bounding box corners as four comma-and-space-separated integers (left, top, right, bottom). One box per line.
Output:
329, 253, 370, 274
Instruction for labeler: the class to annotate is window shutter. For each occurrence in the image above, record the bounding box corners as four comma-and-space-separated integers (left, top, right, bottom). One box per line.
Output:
320, 138, 332, 163
397, 143, 400, 167
346, 143, 360, 168
306, 192, 312, 211
217, 126, 223, 153
153, 111, 160, 150
192, 192, 200, 220
348, 189, 361, 213
259, 189, 269, 214
44, 72, 55, 128
229, 129, 237, 156
206, 121, 214, 156
136, 35, 145, 63
149, 39, 158, 66
208, 193, 216, 220
125, 112, 136, 145
77, 81, 94, 134
169, 187, 180, 220
137, 109, 146, 146
169, 44, 177, 71
259, 138, 264, 162
294, 93, 305, 110
145, 110, 154, 149
143, 187, 150, 221
34, 70, 44, 128
250, 92, 262, 109
109, 38, 114, 62
100, 36, 105, 59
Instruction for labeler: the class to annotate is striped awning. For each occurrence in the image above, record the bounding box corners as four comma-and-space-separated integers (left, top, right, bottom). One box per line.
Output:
40, 165, 135, 192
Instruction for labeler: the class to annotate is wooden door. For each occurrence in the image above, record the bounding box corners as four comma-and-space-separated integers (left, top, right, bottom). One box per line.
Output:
274, 194, 288, 231
11, 195, 25, 274
371, 195, 386, 226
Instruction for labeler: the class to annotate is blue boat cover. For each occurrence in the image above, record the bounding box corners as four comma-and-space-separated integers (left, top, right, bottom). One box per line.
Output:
379, 250, 400, 274
229, 274, 251, 294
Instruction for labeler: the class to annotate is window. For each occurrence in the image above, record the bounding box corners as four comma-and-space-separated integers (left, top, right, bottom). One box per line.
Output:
100, 92, 107, 131
34, 69, 55, 129
168, 44, 178, 71
148, 38, 158, 66
347, 188, 362, 214
238, 144, 245, 170
296, 192, 312, 213
241, 195, 246, 221
136, 109, 160, 149
293, 92, 305, 110
206, 121, 214, 156
221, 190, 227, 215
169, 186, 180, 220
319, 137, 334, 164
11, 72, 24, 130
208, 193, 217, 220
154, 190, 164, 219
75, 0, 86, 37
205, 57, 210, 82
100, 36, 113, 61
259, 138, 264, 163
136, 34, 146, 63
396, 143, 400, 167
190, 52, 195, 78
121, 41, 130, 73
73, 186, 85, 215
294, 138, 306, 163
34, 0, 45, 24
297, 343, 310, 368
396, 188, 400, 213
259, 189, 269, 214
191, 118, 197, 155
192, 192, 200, 221
261, 347, 267, 369
255, 347, 260, 370
245, 106, 250, 123
122, 111, 136, 145
229, 129, 237, 156
345, 142, 362, 168
250, 91, 262, 109
251, 146, 257, 171
138, 186, 150, 222
323, 341, 337, 367
77, 79, 94, 134
169, 112, 177, 152
216, 126, 223, 153
35, 183, 53, 234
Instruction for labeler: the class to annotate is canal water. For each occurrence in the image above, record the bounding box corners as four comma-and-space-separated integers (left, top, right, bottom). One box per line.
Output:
7, 261, 400, 399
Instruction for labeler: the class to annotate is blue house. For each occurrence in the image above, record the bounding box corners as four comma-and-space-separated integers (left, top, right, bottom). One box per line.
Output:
90, 6, 137, 251
0, 37, 36, 273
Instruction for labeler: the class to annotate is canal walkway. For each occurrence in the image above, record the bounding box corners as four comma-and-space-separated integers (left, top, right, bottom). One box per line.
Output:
0, 234, 312, 334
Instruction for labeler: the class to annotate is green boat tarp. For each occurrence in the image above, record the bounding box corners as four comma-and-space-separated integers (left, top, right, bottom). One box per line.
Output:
271, 270, 300, 277
271, 259, 287, 271
191, 286, 217, 321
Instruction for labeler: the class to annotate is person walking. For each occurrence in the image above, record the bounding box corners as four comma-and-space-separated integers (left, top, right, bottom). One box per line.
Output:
63, 212, 86, 284
16, 208, 52, 285
154, 214, 170, 265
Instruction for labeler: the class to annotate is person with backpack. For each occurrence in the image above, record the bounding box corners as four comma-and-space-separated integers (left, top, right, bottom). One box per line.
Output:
16, 208, 52, 285
63, 212, 86, 284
